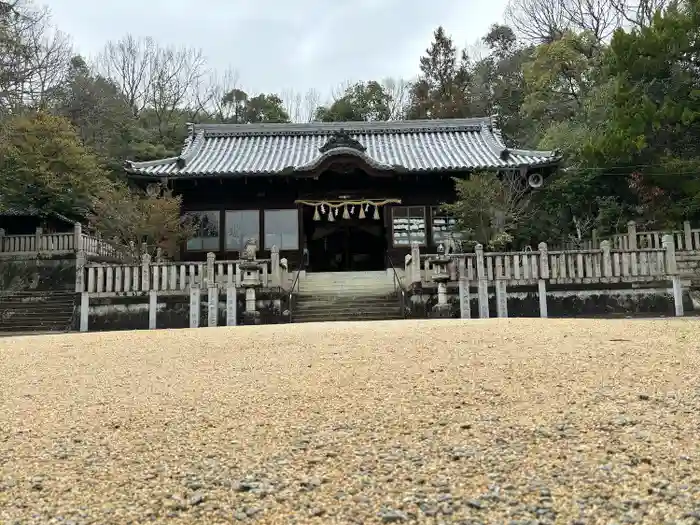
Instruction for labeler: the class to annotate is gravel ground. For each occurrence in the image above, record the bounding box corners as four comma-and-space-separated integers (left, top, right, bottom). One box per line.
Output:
1, 318, 699, 525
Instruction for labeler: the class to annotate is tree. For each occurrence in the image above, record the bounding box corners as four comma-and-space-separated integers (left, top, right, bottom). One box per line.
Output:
407, 27, 473, 119
0, 111, 108, 219
90, 182, 194, 258
282, 88, 321, 123
0, 0, 71, 115
314, 80, 393, 122
242, 93, 289, 123
54, 55, 136, 172
443, 172, 532, 249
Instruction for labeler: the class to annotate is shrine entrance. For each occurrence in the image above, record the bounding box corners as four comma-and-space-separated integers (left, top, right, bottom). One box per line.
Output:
300, 199, 396, 272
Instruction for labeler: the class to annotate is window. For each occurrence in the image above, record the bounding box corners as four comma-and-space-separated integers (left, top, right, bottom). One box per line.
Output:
186, 211, 220, 251
391, 206, 426, 246
264, 209, 299, 250
430, 206, 463, 246
225, 210, 260, 251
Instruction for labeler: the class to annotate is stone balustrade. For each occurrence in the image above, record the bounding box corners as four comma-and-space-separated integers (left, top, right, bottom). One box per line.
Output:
405, 235, 684, 318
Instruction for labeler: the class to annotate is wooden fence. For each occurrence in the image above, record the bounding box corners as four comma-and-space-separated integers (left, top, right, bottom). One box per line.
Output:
405, 235, 684, 319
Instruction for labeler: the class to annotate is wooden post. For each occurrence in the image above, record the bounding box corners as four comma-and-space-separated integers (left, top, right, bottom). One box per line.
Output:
538, 242, 549, 318
226, 285, 237, 326
0, 228, 4, 252
75, 248, 86, 293
663, 234, 684, 316
141, 253, 151, 291
458, 257, 470, 319
683, 221, 693, 251
627, 220, 637, 250
475, 243, 489, 318
271, 246, 281, 287
72, 222, 82, 252
495, 256, 508, 318
410, 242, 421, 284
148, 290, 157, 329
80, 292, 89, 332
601, 240, 612, 278
208, 285, 218, 327
35, 227, 42, 252
189, 283, 200, 328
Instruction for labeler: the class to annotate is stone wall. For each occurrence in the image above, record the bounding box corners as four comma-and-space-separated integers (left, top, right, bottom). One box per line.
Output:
0, 255, 76, 292
406, 285, 693, 319
85, 289, 290, 332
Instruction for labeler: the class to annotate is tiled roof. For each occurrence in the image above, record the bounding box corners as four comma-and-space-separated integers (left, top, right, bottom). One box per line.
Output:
124, 117, 561, 178
0, 206, 73, 223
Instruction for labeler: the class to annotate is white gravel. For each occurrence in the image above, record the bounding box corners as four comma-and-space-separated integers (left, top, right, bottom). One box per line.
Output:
0, 318, 699, 524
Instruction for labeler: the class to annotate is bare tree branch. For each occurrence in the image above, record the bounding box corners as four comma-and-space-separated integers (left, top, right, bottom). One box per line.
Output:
381, 77, 409, 120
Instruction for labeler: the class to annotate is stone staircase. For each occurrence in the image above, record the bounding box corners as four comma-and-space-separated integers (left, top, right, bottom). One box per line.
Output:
292, 271, 404, 323
678, 252, 700, 288
0, 291, 77, 333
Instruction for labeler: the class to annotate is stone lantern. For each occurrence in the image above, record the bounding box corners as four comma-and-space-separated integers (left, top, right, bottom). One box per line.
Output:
238, 238, 262, 323
431, 244, 452, 314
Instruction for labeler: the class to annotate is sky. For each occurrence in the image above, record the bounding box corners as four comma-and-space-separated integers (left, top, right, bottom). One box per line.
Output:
47, 0, 509, 101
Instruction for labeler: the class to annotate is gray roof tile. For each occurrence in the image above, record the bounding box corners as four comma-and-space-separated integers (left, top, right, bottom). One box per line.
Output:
124, 117, 560, 177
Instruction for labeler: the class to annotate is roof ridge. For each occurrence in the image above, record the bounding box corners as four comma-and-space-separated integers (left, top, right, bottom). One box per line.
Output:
192, 117, 493, 137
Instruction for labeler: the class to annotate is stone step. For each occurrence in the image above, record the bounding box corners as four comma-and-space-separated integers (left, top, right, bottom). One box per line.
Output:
0, 292, 76, 332
293, 312, 404, 322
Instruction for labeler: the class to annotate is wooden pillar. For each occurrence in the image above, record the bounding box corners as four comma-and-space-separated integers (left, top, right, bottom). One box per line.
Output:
458, 257, 470, 319
148, 290, 157, 329
208, 285, 218, 327
495, 257, 508, 318
80, 292, 89, 332
226, 285, 237, 326
189, 284, 200, 328
538, 242, 549, 318
663, 234, 684, 316
475, 243, 489, 318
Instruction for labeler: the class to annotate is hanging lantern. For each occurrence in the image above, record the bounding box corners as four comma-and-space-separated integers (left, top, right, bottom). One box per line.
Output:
328, 208, 335, 222
342, 204, 350, 220
359, 206, 366, 219
373, 205, 380, 220
313, 205, 320, 221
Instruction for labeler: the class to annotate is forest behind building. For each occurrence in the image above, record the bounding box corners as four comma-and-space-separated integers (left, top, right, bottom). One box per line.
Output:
0, 0, 696, 253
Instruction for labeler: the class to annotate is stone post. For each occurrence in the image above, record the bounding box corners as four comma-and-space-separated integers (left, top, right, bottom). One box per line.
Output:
206, 252, 216, 288
0, 228, 4, 252
226, 285, 237, 326
189, 283, 200, 328
79, 292, 89, 332
683, 220, 693, 251
663, 234, 684, 316
494, 256, 508, 318
627, 220, 637, 250
458, 257, 470, 319
141, 253, 151, 291
538, 242, 549, 318
410, 241, 421, 284
73, 222, 82, 252
208, 285, 218, 327
75, 248, 86, 293
245, 287, 256, 314
591, 229, 599, 249
155, 247, 163, 263
35, 227, 42, 252
475, 243, 489, 318
601, 240, 612, 278
270, 246, 281, 287
148, 290, 157, 329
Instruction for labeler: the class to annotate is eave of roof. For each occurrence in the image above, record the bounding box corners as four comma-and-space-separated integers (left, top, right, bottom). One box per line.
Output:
124, 117, 562, 179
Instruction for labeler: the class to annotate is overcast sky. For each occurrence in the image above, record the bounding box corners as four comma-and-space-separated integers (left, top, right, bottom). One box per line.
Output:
48, 0, 509, 101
